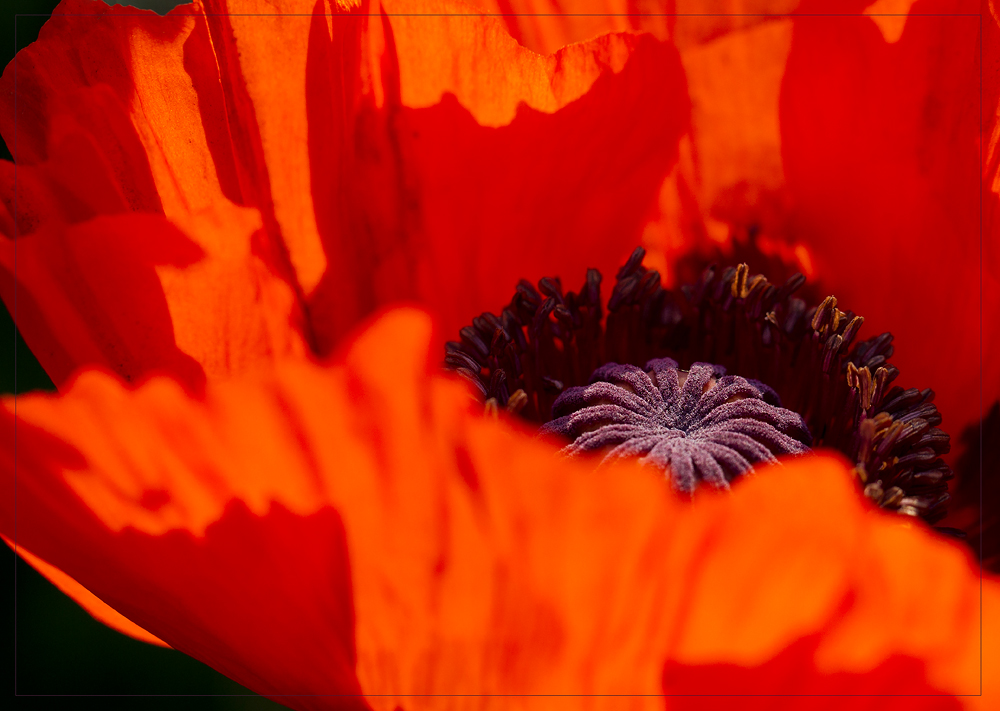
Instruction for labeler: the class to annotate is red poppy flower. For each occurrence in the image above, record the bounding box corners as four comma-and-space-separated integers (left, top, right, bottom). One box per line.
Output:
1, 0, 998, 708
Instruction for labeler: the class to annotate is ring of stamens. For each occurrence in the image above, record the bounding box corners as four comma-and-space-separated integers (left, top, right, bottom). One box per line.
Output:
445, 247, 952, 523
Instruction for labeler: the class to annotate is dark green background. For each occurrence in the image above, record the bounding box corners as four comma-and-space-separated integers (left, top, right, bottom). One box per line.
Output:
2, 1, 284, 708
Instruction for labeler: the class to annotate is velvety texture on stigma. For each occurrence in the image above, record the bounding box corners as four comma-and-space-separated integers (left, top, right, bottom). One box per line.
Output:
541, 359, 810, 492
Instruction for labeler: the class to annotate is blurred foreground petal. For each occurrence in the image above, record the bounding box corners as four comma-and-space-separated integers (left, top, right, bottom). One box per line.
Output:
4, 538, 167, 647
1, 308, 994, 709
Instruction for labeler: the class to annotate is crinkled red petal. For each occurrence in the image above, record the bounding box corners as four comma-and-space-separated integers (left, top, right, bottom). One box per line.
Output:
1, 308, 994, 709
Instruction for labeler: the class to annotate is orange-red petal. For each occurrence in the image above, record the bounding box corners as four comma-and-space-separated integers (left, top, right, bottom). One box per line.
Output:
4, 538, 167, 647
985, 0, 1000, 434
1, 0, 237, 228
302, 0, 692, 352
780, 1, 988, 441
0, 0, 311, 386
638, 0, 990, 440
0, 208, 308, 390
1, 307, 994, 708
3, 0, 692, 378
473, 0, 803, 58
487, 0, 992, 443
375, 32, 689, 353
473, 0, 646, 56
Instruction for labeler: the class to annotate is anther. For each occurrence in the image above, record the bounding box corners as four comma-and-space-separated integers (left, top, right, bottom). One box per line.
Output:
846, 361, 860, 390
858, 366, 874, 411
873, 367, 890, 408
732, 263, 750, 299
864, 480, 884, 503
810, 295, 838, 333
506, 389, 529, 415
882, 486, 905, 508
841, 315, 864, 346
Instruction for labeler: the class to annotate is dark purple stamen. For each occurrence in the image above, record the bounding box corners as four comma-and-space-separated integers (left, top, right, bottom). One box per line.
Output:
446, 246, 954, 523
541, 359, 810, 492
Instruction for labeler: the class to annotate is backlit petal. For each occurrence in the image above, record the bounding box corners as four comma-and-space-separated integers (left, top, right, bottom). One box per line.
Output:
0, 0, 310, 386
473, 0, 797, 57
2, 0, 690, 380
1, 0, 247, 227
3, 538, 167, 647
1, 308, 992, 708
640, 0, 989, 440
0, 208, 308, 390
305, 0, 691, 352
472, 0, 650, 56
780, 0, 988, 442
985, 0, 1000, 436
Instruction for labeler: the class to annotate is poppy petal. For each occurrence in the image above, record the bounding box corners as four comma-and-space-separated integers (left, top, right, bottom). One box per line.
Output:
1, 0, 232, 227
635, 1, 987, 439
472, 0, 654, 56
287, 0, 693, 352
4, 539, 167, 647
780, 2, 988, 441
3, 0, 690, 377
317, 3, 691, 352
1, 362, 368, 703
0, 0, 311, 385
0, 208, 308, 390
642, 7, 801, 284
985, 0, 1000, 426
1, 308, 993, 707
473, 0, 798, 57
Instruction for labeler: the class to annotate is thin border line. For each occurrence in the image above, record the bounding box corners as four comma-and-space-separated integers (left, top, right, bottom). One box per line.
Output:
10, 12, 985, 17
7, 692, 992, 698
9, 6, 986, 701
978, 5, 985, 699
13, 9, 18, 701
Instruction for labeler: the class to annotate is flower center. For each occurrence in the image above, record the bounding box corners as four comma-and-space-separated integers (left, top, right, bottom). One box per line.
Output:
539, 359, 811, 493
445, 248, 952, 521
